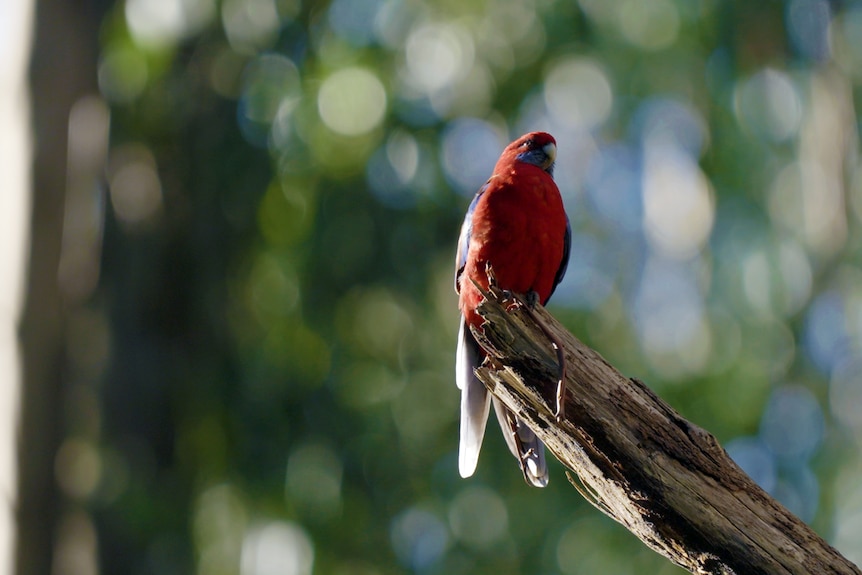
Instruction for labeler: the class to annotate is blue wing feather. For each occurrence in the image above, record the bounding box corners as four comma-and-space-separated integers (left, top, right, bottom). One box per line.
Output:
455, 183, 488, 293
548, 216, 571, 300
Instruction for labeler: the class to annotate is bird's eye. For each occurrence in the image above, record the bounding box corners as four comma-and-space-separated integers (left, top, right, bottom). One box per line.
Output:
522, 139, 534, 148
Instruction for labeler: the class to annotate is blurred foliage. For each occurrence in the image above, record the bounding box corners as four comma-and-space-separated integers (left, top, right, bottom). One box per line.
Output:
53, 0, 862, 573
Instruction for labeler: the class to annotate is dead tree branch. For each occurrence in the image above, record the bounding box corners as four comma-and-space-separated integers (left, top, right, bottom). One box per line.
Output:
471, 284, 859, 575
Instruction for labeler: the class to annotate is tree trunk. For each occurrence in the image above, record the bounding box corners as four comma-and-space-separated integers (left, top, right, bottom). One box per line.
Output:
19, 0, 103, 572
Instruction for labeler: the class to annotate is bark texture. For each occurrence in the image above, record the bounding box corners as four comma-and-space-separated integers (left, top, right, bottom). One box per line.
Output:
471, 284, 859, 575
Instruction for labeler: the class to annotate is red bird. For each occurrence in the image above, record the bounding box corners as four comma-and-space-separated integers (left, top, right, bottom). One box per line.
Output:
455, 131, 571, 487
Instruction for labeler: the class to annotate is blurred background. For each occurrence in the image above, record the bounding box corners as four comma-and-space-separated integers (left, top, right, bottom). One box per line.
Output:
7, 0, 862, 573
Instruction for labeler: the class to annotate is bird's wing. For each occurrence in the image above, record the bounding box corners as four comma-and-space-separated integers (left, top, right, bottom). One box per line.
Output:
454, 182, 489, 293
456, 316, 491, 478
549, 216, 572, 299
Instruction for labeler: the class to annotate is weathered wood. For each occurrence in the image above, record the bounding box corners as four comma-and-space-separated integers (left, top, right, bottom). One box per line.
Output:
471, 284, 859, 575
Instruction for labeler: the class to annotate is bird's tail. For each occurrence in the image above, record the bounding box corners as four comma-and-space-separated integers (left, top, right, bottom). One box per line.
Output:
456, 316, 491, 478
493, 398, 549, 487
456, 316, 549, 487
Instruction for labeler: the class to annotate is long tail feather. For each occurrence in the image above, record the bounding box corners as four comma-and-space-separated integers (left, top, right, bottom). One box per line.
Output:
456, 317, 491, 478
492, 399, 549, 487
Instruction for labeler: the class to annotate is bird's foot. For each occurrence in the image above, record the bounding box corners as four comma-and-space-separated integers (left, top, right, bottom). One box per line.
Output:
484, 261, 497, 287
524, 290, 540, 309
501, 290, 520, 312
483, 262, 520, 309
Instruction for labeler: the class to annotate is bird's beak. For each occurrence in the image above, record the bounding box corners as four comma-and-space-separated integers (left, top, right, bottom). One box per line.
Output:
542, 142, 556, 170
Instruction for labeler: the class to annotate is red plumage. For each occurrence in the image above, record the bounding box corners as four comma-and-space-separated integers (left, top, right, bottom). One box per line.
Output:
454, 131, 571, 486
458, 134, 568, 326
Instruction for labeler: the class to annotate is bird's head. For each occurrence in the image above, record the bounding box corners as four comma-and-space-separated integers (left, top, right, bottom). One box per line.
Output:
509, 132, 557, 175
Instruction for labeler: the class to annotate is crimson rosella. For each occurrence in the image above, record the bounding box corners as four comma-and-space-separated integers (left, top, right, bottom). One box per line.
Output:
455, 131, 571, 487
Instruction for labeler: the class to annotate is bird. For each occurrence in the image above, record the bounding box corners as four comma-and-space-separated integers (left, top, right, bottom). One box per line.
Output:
454, 131, 571, 487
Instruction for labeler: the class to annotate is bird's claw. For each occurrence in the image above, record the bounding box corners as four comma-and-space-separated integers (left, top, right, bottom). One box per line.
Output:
485, 263, 520, 309
484, 262, 497, 288
501, 290, 520, 312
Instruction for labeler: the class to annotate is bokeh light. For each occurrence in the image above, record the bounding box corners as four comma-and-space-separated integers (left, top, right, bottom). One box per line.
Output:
244, 252, 300, 321
768, 161, 846, 255
632, 98, 709, 158
54, 0, 862, 573
403, 22, 474, 97
240, 521, 314, 575
739, 237, 813, 317
544, 57, 613, 132
760, 385, 824, 464
107, 144, 163, 226
194, 484, 248, 575
553, 233, 616, 309
633, 257, 710, 376
734, 69, 803, 143
390, 507, 450, 570
125, 0, 215, 47
285, 442, 343, 520
584, 143, 642, 232
786, 0, 832, 62
366, 129, 421, 207
328, 0, 383, 46
557, 518, 635, 575
728, 385, 824, 523
835, 6, 862, 78
391, 370, 456, 447
726, 436, 777, 493
317, 67, 387, 136
617, 0, 680, 51
239, 53, 301, 147
98, 47, 148, 104
221, 0, 292, 54
447, 486, 509, 549
440, 118, 505, 195
54, 438, 102, 500
830, 355, 862, 431
642, 146, 714, 259
805, 288, 854, 373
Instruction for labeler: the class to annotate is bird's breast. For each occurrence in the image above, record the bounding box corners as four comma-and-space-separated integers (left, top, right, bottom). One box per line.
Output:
459, 170, 567, 325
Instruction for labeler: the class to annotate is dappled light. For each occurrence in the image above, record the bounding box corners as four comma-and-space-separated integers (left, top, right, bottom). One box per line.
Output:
447, 486, 509, 550
318, 68, 387, 136
440, 118, 505, 195
31, 0, 862, 573
543, 57, 613, 132
240, 521, 314, 575
726, 385, 825, 522
642, 146, 714, 259
734, 69, 803, 143
390, 506, 450, 570
108, 145, 164, 226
